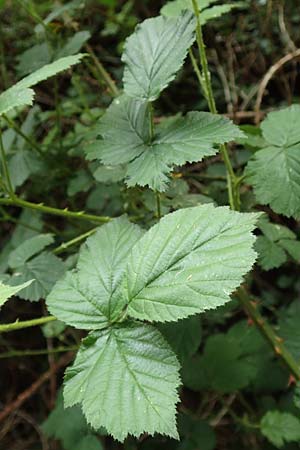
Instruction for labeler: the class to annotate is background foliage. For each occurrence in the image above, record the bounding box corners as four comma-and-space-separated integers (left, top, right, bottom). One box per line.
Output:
1, 0, 300, 449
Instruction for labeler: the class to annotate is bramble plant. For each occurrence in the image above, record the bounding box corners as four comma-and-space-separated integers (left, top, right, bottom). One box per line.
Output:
1, 1, 300, 449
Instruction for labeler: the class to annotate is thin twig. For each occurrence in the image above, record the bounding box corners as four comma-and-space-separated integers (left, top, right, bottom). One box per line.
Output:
255, 49, 300, 123
0, 352, 73, 423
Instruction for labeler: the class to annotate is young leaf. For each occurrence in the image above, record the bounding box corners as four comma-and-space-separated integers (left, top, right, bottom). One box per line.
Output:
86, 95, 243, 191
8, 233, 54, 269
47, 217, 144, 328
0, 280, 33, 308
0, 54, 84, 117
122, 11, 196, 101
261, 411, 300, 448
246, 105, 300, 218
64, 322, 180, 441
126, 205, 259, 322
161, 0, 243, 23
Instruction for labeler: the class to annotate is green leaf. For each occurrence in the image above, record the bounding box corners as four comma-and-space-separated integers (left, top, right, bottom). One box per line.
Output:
278, 301, 300, 361
42, 320, 66, 338
57, 31, 91, 58
178, 414, 216, 450
42, 391, 90, 449
8, 234, 54, 269
8, 149, 45, 189
126, 205, 259, 322
255, 236, 287, 271
161, 0, 218, 17
279, 239, 300, 262
0, 87, 34, 117
122, 11, 196, 101
260, 411, 300, 448
0, 280, 33, 308
86, 96, 150, 166
17, 43, 51, 76
182, 321, 277, 393
10, 252, 65, 302
246, 105, 300, 218
258, 216, 296, 242
0, 54, 84, 117
64, 322, 180, 441
86, 95, 243, 191
93, 164, 126, 183
74, 436, 103, 450
200, 4, 245, 23
161, 0, 244, 22
47, 217, 144, 328
158, 315, 202, 363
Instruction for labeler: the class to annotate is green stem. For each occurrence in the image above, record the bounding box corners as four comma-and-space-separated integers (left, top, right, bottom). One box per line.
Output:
192, 0, 216, 113
0, 130, 15, 197
189, 48, 208, 100
3, 114, 43, 156
0, 316, 56, 333
53, 227, 98, 254
191, 0, 239, 210
191, 0, 300, 381
0, 345, 78, 359
86, 44, 119, 97
0, 196, 111, 224
238, 287, 300, 380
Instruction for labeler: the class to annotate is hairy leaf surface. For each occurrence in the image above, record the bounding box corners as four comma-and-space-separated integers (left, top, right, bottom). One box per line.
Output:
86, 96, 243, 190
47, 218, 143, 328
64, 322, 180, 441
122, 11, 196, 101
126, 205, 259, 322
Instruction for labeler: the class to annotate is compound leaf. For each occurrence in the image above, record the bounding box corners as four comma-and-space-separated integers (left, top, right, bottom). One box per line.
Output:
126, 204, 259, 322
64, 322, 180, 441
86, 96, 243, 191
122, 11, 196, 101
246, 105, 300, 218
47, 217, 144, 328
